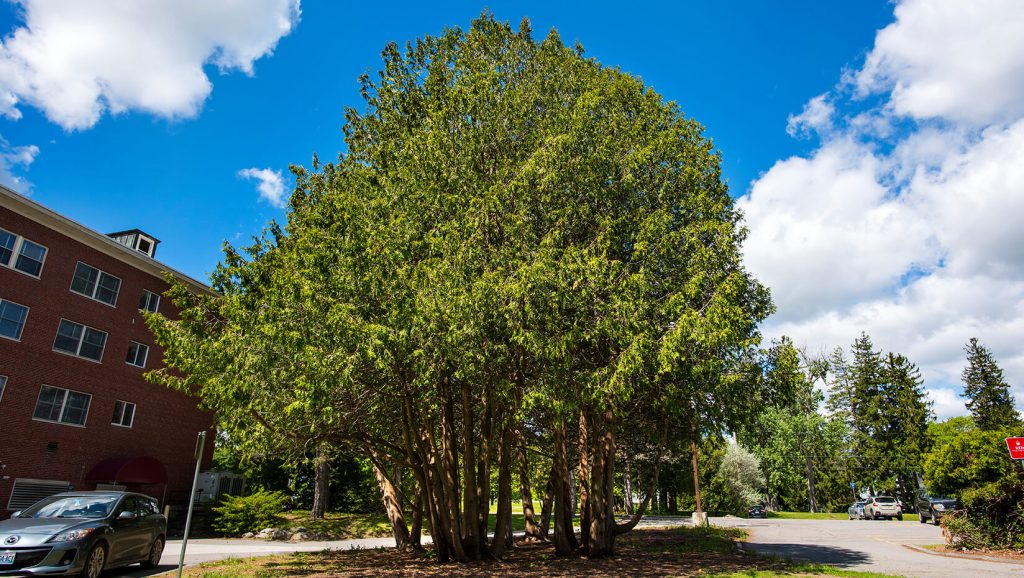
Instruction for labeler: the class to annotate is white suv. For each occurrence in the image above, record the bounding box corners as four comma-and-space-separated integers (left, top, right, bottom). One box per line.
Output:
863, 495, 903, 520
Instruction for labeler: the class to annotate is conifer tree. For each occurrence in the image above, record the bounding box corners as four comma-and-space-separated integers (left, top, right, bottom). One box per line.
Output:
962, 338, 1021, 431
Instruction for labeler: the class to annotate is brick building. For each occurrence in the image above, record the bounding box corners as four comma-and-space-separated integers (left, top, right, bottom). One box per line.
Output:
0, 185, 214, 513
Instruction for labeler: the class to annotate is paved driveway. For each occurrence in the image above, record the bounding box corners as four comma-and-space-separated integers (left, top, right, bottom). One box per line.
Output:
714, 516, 1024, 577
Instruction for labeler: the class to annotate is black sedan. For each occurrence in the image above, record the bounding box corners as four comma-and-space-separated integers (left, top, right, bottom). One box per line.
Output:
915, 489, 959, 526
0, 491, 166, 578
747, 505, 768, 518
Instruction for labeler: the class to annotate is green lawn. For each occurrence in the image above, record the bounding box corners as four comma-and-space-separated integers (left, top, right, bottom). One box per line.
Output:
768, 511, 919, 522
706, 561, 901, 578
279, 511, 393, 539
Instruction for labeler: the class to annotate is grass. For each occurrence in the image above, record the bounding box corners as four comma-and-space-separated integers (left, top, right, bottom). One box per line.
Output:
278, 511, 393, 539
162, 524, 896, 577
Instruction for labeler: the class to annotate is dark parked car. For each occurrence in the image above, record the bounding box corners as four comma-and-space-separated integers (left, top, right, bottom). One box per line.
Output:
747, 505, 768, 518
847, 501, 867, 520
0, 491, 165, 578
915, 488, 959, 526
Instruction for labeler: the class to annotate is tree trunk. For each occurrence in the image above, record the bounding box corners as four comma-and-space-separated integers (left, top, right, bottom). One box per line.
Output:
371, 458, 411, 550
410, 480, 424, 549
540, 472, 554, 540
585, 410, 616, 557
552, 419, 578, 555
691, 439, 702, 515
623, 453, 634, 515
517, 427, 543, 540
460, 382, 480, 557
311, 445, 330, 519
805, 453, 818, 513
577, 408, 591, 550
491, 424, 515, 557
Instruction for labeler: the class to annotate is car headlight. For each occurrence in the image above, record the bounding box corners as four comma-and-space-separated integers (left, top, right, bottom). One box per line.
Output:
51, 528, 96, 542
934, 504, 945, 511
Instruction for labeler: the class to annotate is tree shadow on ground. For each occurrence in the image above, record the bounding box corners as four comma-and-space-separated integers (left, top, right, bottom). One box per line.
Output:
742, 542, 870, 567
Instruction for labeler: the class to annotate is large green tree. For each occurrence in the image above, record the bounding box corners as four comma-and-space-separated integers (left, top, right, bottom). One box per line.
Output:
149, 14, 772, 562
961, 337, 1021, 431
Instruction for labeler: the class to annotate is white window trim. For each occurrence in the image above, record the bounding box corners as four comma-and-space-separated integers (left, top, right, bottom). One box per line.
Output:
0, 375, 6, 403
139, 289, 160, 313
52, 318, 107, 363
0, 297, 29, 342
111, 400, 136, 428
126, 341, 149, 368
0, 227, 48, 279
31, 384, 91, 428
69, 261, 121, 307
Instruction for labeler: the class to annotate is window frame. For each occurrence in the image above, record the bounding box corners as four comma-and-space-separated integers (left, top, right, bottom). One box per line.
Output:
69, 261, 122, 307
139, 289, 160, 313
52, 318, 107, 362
0, 227, 47, 279
0, 375, 6, 403
125, 341, 149, 368
0, 298, 30, 341
111, 400, 136, 428
32, 384, 92, 427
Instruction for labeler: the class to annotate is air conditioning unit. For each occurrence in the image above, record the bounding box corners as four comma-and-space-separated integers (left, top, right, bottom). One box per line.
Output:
196, 472, 246, 503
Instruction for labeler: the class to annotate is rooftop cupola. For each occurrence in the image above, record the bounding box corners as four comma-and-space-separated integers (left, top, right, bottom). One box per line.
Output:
107, 229, 160, 258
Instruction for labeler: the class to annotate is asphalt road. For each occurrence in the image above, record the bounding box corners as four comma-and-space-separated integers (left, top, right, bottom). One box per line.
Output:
714, 516, 1024, 577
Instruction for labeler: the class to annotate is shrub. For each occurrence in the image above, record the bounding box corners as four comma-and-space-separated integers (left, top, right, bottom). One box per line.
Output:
211, 490, 289, 536
943, 472, 1024, 550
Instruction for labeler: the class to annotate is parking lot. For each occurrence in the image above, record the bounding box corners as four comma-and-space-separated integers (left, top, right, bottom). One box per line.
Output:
714, 516, 1024, 577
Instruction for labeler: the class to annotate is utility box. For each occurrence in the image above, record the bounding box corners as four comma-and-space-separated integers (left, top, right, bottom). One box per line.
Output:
196, 471, 245, 503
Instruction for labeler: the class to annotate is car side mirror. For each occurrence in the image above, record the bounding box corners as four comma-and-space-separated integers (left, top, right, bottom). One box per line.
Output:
117, 510, 138, 521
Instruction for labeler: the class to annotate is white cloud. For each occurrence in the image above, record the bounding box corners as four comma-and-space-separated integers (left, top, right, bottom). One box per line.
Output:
854, 0, 1024, 126
741, 0, 1024, 416
0, 136, 38, 193
238, 167, 286, 208
0, 0, 301, 130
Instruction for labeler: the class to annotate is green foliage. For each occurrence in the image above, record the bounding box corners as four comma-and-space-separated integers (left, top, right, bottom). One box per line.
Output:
923, 429, 1015, 497
714, 443, 765, 513
942, 471, 1024, 550
961, 338, 1021, 431
211, 490, 289, 536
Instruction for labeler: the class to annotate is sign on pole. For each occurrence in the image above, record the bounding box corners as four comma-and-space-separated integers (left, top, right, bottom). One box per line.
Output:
1007, 437, 1024, 460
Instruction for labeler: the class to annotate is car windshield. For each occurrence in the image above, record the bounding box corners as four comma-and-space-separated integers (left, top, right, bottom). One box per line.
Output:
19, 496, 117, 519
875, 497, 896, 503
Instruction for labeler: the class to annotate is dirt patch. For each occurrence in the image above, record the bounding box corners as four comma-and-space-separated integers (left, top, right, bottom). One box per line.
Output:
926, 544, 1024, 562
177, 527, 800, 577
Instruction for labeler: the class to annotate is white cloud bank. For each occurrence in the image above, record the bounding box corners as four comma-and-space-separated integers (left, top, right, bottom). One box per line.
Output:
0, 136, 37, 192
239, 167, 287, 208
0, 0, 301, 130
739, 0, 1024, 419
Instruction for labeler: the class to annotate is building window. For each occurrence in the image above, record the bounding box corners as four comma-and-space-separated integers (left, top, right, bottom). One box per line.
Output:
0, 298, 29, 341
126, 341, 149, 368
53, 319, 107, 362
32, 385, 91, 426
139, 289, 160, 313
111, 400, 136, 428
0, 227, 47, 278
0, 375, 6, 403
69, 262, 121, 306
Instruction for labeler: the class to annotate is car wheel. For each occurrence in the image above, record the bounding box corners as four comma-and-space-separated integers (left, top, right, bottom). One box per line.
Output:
919, 511, 927, 523
897, 513, 903, 521
932, 511, 941, 526
141, 536, 165, 569
80, 544, 106, 578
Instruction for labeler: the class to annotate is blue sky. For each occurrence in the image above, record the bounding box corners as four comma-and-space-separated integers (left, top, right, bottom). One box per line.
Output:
1, 1, 1022, 418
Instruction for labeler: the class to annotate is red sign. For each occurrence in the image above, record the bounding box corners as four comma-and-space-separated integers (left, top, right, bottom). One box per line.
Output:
1007, 437, 1024, 460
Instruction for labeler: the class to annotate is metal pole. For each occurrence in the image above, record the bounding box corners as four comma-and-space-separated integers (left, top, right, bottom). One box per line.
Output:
177, 431, 207, 578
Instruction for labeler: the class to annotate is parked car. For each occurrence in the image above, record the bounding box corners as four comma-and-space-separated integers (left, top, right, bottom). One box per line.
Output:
915, 488, 959, 526
847, 501, 867, 520
747, 505, 767, 518
863, 495, 903, 520
0, 491, 165, 578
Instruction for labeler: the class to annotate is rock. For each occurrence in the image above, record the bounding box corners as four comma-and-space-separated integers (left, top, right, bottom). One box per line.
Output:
290, 526, 307, 533
289, 532, 312, 542
242, 532, 255, 539
271, 529, 291, 540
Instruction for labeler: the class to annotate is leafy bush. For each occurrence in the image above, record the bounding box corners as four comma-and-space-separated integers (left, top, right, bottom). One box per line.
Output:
943, 472, 1024, 550
211, 490, 288, 536
923, 429, 1012, 496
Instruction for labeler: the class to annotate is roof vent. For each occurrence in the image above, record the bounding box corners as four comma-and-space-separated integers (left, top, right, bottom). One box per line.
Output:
107, 229, 160, 258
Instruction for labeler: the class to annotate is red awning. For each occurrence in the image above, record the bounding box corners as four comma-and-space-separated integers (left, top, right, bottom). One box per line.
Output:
85, 456, 168, 485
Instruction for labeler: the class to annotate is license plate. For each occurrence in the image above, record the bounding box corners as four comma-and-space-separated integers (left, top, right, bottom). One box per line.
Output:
0, 551, 15, 565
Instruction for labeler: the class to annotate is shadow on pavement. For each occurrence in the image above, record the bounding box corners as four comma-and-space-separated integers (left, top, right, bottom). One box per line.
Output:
103, 563, 175, 577
744, 542, 871, 567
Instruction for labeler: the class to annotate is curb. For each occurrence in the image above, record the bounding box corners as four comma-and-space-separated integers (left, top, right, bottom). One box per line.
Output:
903, 543, 1024, 566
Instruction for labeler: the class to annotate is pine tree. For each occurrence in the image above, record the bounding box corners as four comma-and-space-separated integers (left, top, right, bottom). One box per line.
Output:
879, 353, 933, 504
847, 334, 886, 492
962, 338, 1021, 431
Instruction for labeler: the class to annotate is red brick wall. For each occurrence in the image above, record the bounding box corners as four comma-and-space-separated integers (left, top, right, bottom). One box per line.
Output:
0, 206, 214, 510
